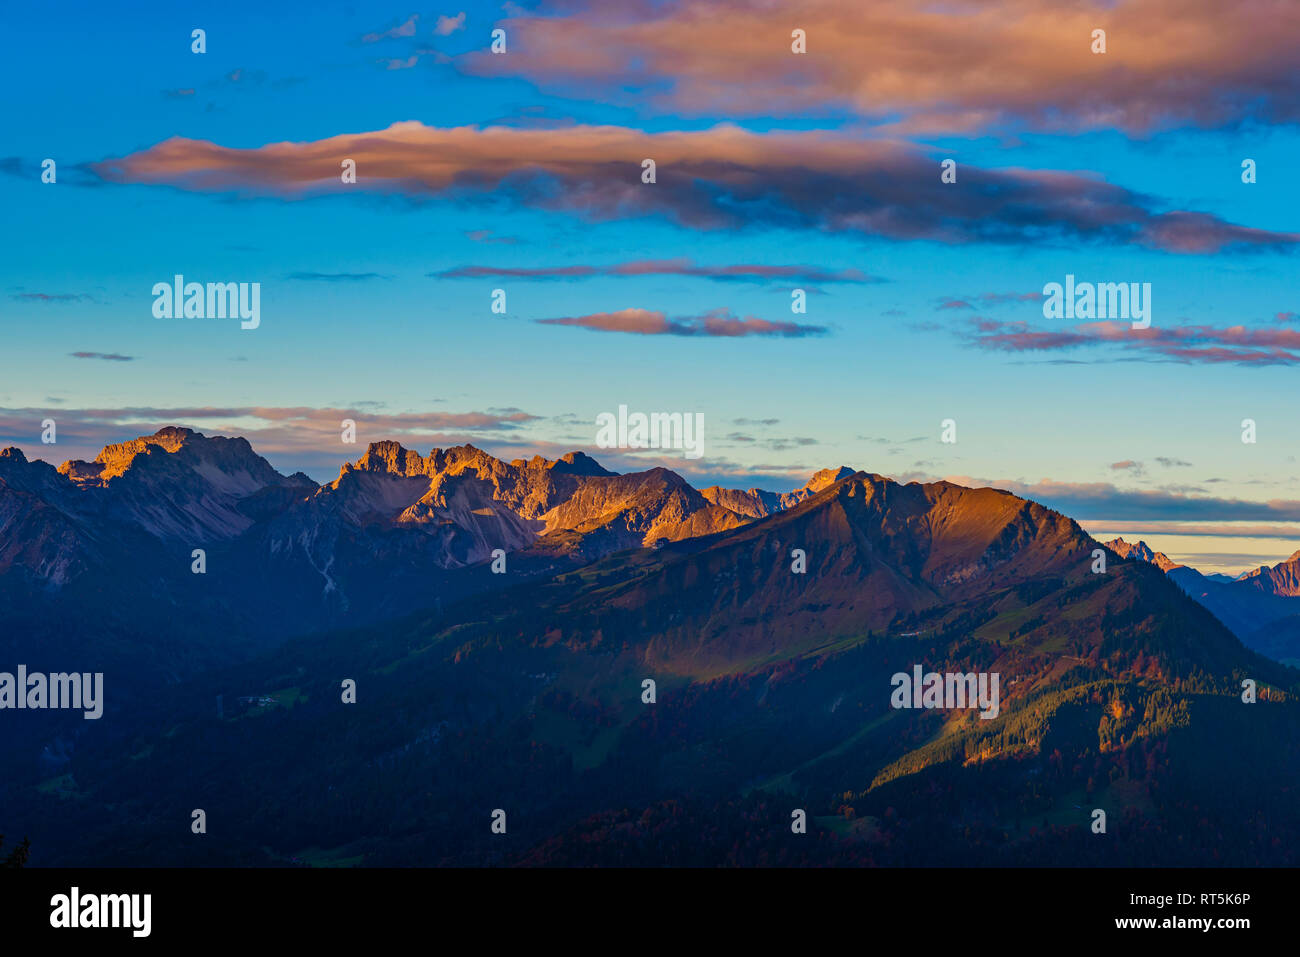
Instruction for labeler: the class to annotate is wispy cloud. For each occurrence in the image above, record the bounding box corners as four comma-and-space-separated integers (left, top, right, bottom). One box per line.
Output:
68, 352, 134, 362
537, 308, 827, 337
939, 292, 1043, 310
361, 14, 419, 43
434, 12, 466, 36
12, 292, 93, 302
379, 49, 443, 70
932, 474, 1300, 523
964, 316, 1300, 365
432, 259, 878, 284
1080, 521, 1300, 541
285, 271, 388, 282
464, 229, 522, 245
383, 55, 423, 71
722, 432, 818, 452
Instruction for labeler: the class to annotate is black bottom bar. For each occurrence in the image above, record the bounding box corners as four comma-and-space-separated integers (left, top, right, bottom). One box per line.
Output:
1, 867, 1281, 943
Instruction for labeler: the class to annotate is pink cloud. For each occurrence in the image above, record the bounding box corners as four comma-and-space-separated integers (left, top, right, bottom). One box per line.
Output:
459, 0, 1300, 135
87, 123, 1299, 253
433, 259, 876, 283
537, 308, 827, 337
966, 316, 1300, 364
434, 12, 466, 36
362, 15, 419, 43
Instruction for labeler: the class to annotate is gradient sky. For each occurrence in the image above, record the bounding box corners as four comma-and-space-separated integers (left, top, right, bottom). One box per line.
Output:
3, 0, 1300, 573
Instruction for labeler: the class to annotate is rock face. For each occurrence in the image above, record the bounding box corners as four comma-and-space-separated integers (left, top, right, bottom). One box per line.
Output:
464, 471, 1246, 679
0, 428, 310, 592
1236, 550, 1300, 596
0, 429, 772, 635
1105, 537, 1181, 572
0, 432, 875, 606
17, 427, 1299, 663
700, 465, 854, 518
257, 443, 750, 601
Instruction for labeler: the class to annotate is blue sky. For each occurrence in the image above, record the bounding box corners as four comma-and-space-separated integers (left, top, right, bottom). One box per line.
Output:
3, 0, 1300, 573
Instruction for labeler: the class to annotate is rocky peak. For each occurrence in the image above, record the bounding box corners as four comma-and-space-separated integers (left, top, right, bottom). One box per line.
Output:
1105, 537, 1180, 572
805, 466, 856, 492
0, 446, 65, 495
352, 440, 428, 477
549, 451, 615, 476
438, 444, 504, 474
56, 427, 286, 492
57, 460, 107, 487
92, 427, 196, 476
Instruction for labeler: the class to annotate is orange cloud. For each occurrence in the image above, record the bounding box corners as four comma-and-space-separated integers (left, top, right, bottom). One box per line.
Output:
461, 0, 1300, 134
88, 122, 1298, 252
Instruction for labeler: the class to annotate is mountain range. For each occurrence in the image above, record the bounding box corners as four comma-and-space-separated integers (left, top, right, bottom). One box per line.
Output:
1104, 536, 1300, 664
3, 427, 1298, 866
0, 428, 845, 639
6, 427, 1299, 663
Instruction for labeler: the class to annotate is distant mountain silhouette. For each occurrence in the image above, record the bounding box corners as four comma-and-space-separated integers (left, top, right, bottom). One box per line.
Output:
1105, 537, 1181, 572
1105, 538, 1300, 660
